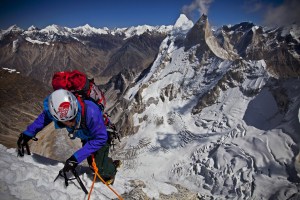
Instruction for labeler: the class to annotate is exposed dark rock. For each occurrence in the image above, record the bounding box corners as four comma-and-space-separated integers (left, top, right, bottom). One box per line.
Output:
218, 23, 300, 78
102, 32, 166, 80
0, 69, 51, 148
184, 14, 208, 50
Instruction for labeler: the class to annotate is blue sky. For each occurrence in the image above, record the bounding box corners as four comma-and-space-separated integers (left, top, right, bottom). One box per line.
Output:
0, 0, 298, 30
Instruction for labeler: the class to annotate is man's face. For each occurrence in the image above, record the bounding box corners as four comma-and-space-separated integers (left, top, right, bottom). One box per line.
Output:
61, 118, 76, 127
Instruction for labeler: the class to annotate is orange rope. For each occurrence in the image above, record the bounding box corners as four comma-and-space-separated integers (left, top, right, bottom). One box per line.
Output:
88, 156, 124, 200
87, 168, 97, 200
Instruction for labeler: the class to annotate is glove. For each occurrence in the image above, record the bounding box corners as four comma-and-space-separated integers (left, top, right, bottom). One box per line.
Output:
17, 133, 32, 157
63, 155, 78, 172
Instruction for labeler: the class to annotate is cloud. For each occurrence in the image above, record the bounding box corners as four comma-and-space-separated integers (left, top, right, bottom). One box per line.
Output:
243, 0, 264, 13
181, 0, 214, 19
262, 0, 300, 26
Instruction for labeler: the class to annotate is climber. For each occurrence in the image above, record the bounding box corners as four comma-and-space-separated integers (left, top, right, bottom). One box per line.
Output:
17, 89, 120, 184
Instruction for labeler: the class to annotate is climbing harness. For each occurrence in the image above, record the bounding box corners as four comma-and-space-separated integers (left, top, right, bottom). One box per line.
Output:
54, 157, 123, 200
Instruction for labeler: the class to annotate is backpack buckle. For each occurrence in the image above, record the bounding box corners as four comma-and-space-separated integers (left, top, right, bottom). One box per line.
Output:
68, 132, 76, 140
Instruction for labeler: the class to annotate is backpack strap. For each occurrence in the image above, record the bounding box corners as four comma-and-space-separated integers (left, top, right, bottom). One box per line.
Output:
75, 98, 121, 148
82, 78, 91, 95
67, 97, 87, 139
103, 113, 110, 126
77, 97, 102, 130
73, 79, 90, 98
76, 96, 88, 130
97, 89, 106, 108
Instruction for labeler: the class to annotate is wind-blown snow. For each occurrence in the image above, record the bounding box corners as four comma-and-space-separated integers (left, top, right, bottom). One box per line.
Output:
281, 24, 300, 43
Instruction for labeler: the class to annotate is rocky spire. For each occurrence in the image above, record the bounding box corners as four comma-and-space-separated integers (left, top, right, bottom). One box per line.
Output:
184, 14, 208, 50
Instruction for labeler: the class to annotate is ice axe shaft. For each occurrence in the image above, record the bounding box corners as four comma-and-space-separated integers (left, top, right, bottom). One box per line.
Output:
54, 169, 88, 194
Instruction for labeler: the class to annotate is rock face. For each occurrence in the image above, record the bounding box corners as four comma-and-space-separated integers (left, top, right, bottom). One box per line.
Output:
102, 32, 166, 79
0, 68, 51, 148
218, 23, 300, 78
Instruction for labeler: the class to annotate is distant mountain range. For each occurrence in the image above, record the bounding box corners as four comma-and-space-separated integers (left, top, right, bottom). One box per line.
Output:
0, 23, 172, 85
0, 23, 172, 40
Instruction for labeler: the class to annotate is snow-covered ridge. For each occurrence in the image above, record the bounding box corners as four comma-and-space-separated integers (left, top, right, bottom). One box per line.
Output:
120, 24, 173, 39
25, 37, 50, 45
0, 25, 23, 40
0, 23, 173, 40
0, 23, 173, 45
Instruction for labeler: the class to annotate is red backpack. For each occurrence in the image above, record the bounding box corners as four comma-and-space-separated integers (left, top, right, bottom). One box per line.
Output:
52, 70, 120, 147
52, 70, 106, 110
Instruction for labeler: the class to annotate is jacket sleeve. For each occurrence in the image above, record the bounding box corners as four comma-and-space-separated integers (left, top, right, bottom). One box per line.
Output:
23, 110, 53, 137
73, 103, 108, 163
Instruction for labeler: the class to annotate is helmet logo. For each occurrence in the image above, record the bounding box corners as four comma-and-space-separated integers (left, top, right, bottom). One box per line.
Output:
58, 102, 70, 119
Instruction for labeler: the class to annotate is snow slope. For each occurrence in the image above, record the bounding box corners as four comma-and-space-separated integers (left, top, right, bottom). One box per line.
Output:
0, 144, 130, 200
0, 143, 188, 200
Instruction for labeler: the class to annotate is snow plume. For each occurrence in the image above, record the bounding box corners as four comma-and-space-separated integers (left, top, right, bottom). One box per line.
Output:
181, 0, 214, 19
263, 0, 300, 26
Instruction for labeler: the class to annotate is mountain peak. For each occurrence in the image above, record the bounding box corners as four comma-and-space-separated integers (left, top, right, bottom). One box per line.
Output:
73, 24, 109, 35
174, 14, 194, 29
196, 14, 208, 26
6, 25, 23, 32
27, 25, 39, 31
82, 24, 92, 29
41, 24, 66, 34
200, 14, 208, 20
183, 14, 208, 50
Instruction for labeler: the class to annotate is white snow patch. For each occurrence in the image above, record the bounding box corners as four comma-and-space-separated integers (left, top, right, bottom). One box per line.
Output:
2, 67, 20, 74
25, 37, 50, 45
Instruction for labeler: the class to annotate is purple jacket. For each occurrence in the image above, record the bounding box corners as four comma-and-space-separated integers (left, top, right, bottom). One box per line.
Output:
23, 97, 108, 163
